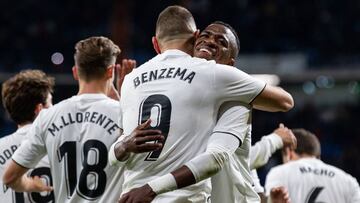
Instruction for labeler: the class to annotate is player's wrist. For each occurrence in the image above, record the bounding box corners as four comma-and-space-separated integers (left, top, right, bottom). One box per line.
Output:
147, 173, 178, 195
114, 141, 130, 161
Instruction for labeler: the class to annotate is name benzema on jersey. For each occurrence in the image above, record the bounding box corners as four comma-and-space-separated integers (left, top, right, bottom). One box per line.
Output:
47, 111, 120, 136
133, 67, 196, 88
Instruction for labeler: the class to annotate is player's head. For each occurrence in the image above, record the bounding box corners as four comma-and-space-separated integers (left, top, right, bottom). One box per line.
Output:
1, 70, 54, 126
73, 36, 120, 83
282, 128, 321, 163
152, 5, 198, 55
194, 21, 240, 66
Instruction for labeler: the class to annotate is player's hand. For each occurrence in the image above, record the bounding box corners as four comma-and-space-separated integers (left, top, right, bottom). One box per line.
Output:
116, 59, 136, 96
118, 184, 156, 203
115, 119, 164, 160
270, 186, 291, 203
108, 83, 120, 101
274, 123, 297, 150
26, 176, 53, 193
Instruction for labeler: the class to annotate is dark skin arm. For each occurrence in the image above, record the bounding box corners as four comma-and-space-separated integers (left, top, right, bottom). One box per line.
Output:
118, 166, 195, 203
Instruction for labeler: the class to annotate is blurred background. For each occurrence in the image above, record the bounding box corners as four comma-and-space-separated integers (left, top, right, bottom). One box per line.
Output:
0, 0, 359, 184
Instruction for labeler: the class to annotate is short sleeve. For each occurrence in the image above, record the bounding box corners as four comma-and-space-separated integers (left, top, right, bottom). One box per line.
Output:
213, 101, 251, 145
214, 64, 266, 104
12, 111, 47, 169
264, 167, 286, 196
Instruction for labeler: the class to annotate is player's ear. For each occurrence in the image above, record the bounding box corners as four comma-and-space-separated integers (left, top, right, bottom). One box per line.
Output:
227, 58, 235, 66
194, 29, 200, 39
152, 36, 161, 54
34, 103, 43, 117
106, 64, 115, 79
72, 66, 79, 81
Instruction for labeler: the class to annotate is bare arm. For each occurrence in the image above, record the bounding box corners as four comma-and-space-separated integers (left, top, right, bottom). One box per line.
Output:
3, 160, 52, 193
252, 85, 294, 112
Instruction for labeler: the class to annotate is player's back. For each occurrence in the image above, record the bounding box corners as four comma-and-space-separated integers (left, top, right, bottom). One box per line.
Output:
266, 157, 360, 203
0, 125, 54, 203
121, 50, 265, 202
13, 94, 122, 203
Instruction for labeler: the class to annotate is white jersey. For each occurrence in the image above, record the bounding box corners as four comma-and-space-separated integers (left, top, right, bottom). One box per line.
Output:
210, 101, 260, 203
265, 157, 360, 203
120, 50, 265, 202
0, 125, 54, 203
12, 94, 123, 203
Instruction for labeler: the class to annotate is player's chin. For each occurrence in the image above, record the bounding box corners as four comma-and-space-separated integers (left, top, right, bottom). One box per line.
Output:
194, 52, 213, 61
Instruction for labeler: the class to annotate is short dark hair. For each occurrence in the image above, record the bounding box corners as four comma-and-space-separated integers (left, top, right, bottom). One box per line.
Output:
156, 5, 196, 43
211, 21, 240, 58
2, 70, 54, 125
292, 128, 321, 157
74, 36, 120, 82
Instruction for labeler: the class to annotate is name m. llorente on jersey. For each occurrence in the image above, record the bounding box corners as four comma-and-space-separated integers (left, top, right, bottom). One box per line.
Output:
47, 111, 120, 136
133, 67, 196, 88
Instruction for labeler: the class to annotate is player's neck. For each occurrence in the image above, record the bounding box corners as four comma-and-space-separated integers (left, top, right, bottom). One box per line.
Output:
17, 122, 31, 129
77, 80, 110, 95
161, 40, 193, 56
294, 153, 317, 160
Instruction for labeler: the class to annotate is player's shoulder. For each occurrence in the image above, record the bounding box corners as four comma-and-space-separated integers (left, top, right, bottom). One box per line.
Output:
268, 162, 289, 176
0, 132, 20, 148
321, 161, 357, 180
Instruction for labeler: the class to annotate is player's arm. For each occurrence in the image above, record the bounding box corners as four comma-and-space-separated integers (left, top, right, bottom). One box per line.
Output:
251, 85, 294, 112
3, 160, 52, 193
214, 65, 294, 112
3, 111, 49, 192
250, 124, 296, 169
119, 132, 239, 203
109, 119, 164, 165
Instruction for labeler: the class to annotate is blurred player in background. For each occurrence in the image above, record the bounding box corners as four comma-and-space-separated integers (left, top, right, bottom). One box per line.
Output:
1, 70, 55, 202
3, 36, 163, 202
112, 6, 293, 203
265, 128, 360, 203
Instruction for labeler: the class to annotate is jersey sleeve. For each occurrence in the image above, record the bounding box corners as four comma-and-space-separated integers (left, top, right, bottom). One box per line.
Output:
213, 101, 251, 145
251, 169, 265, 193
264, 167, 285, 196
213, 64, 266, 104
11, 111, 47, 169
250, 133, 283, 169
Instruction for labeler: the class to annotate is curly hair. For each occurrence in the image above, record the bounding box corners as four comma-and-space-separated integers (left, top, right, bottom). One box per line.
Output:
2, 70, 55, 125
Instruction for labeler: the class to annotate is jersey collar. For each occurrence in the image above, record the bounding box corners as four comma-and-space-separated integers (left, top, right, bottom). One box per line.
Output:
16, 124, 32, 135
152, 49, 191, 61
73, 93, 109, 101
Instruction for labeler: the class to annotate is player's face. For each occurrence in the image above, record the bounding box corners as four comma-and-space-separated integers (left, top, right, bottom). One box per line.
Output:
194, 24, 236, 65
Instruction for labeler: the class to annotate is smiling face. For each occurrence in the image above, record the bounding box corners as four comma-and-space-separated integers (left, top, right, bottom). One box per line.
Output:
194, 23, 238, 65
